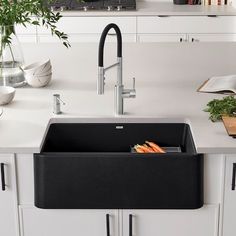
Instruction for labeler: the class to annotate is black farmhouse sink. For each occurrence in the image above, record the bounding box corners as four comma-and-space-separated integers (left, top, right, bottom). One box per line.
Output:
34, 123, 203, 209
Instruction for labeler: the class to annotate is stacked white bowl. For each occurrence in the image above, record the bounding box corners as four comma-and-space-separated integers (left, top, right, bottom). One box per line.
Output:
23, 59, 52, 88
0, 86, 15, 105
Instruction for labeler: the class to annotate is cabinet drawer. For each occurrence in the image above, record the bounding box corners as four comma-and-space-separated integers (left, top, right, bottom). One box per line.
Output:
189, 34, 236, 42
19, 206, 119, 236
138, 34, 187, 43
38, 33, 136, 43
123, 205, 219, 236
137, 16, 236, 34
37, 16, 136, 34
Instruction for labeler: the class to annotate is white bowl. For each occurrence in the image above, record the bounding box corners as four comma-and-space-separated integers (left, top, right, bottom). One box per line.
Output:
0, 86, 15, 105
23, 59, 51, 75
25, 73, 52, 88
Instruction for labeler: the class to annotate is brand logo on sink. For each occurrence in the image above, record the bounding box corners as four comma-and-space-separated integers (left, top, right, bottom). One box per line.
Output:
116, 126, 124, 129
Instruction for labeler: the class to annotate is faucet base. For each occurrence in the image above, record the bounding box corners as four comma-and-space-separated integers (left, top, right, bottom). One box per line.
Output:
114, 85, 124, 115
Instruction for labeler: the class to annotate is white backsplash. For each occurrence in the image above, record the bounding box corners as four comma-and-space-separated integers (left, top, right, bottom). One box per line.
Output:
22, 42, 236, 85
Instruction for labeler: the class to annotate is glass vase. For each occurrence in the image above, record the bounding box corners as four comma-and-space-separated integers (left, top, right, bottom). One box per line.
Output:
0, 25, 25, 87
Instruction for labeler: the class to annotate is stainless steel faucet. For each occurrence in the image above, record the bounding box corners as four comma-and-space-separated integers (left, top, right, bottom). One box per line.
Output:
97, 23, 136, 115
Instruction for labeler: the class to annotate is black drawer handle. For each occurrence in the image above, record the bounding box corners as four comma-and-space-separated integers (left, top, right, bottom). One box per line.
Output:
106, 214, 110, 236
129, 214, 133, 236
1, 163, 6, 191
232, 163, 236, 191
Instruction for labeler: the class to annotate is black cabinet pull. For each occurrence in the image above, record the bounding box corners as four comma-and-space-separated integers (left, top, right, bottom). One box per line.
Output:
1, 163, 6, 191
232, 163, 236, 191
106, 214, 110, 236
129, 214, 133, 236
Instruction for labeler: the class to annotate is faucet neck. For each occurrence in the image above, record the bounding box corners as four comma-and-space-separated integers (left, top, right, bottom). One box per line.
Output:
98, 23, 122, 67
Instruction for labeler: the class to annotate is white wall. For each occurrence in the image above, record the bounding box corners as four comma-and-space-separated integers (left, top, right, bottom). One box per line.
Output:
22, 42, 236, 86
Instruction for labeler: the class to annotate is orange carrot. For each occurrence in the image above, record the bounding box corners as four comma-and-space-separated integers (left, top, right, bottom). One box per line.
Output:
134, 147, 145, 153
145, 141, 166, 153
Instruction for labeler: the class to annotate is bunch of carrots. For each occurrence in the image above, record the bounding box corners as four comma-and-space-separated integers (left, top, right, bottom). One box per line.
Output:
134, 141, 166, 153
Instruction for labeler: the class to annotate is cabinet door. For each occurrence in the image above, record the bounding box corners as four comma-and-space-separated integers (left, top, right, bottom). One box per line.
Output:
188, 34, 236, 42
15, 24, 37, 43
137, 34, 187, 43
0, 154, 19, 236
137, 16, 236, 34
123, 205, 219, 236
37, 16, 136, 43
222, 155, 236, 236
19, 206, 119, 236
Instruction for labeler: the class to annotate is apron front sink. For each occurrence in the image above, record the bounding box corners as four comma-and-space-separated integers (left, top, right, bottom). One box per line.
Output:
34, 122, 203, 209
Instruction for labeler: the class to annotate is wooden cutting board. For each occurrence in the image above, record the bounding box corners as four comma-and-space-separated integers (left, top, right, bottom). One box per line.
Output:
222, 116, 236, 137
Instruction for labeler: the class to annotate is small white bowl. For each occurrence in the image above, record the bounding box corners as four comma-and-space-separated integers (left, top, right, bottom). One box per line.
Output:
23, 59, 51, 75
25, 73, 52, 88
0, 86, 15, 105
28, 66, 52, 77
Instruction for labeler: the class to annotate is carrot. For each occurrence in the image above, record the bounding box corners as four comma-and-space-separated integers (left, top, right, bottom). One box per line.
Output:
139, 144, 155, 153
134, 144, 153, 153
145, 141, 166, 153
134, 147, 145, 153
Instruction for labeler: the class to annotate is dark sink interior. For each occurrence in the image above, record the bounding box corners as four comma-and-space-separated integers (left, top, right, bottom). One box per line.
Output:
42, 123, 195, 153
34, 123, 203, 210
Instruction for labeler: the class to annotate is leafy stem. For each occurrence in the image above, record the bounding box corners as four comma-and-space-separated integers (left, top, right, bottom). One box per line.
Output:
204, 95, 236, 122
0, 0, 71, 48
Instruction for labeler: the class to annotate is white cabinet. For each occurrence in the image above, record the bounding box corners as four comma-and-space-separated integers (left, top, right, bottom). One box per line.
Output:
222, 155, 236, 236
188, 34, 236, 42
19, 207, 119, 236
122, 206, 219, 236
15, 15, 236, 43
137, 34, 187, 43
37, 16, 137, 43
0, 154, 19, 236
137, 16, 236, 43
19, 205, 219, 236
15, 24, 37, 43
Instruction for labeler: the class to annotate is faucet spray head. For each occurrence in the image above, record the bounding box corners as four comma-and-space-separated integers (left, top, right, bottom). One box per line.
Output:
98, 67, 105, 95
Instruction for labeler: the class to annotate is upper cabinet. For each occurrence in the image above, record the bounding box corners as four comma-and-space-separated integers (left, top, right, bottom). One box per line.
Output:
0, 154, 19, 236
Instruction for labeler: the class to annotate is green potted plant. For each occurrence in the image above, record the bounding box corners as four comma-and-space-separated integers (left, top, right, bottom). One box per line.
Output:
0, 0, 70, 87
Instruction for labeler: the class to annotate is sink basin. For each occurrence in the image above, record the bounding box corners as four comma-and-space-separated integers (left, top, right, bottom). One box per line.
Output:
34, 121, 203, 209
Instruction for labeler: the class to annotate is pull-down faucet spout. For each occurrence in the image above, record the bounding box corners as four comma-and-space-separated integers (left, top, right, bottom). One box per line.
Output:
97, 23, 136, 115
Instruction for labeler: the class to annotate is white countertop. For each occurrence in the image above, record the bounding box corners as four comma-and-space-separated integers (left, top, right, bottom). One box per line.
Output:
0, 76, 235, 154
60, 1, 236, 17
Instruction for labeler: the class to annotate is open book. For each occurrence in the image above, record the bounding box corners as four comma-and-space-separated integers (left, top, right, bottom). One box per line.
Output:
198, 75, 236, 94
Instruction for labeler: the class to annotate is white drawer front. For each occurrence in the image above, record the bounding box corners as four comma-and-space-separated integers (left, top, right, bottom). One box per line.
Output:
37, 16, 136, 34
38, 33, 136, 43
19, 206, 119, 236
189, 33, 236, 42
123, 205, 219, 236
138, 34, 187, 42
137, 16, 236, 34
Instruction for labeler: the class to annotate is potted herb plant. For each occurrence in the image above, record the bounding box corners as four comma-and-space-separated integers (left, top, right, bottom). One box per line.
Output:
0, 0, 70, 87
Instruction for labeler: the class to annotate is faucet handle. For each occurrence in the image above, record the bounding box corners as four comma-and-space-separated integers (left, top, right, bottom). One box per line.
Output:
122, 77, 136, 99
132, 77, 136, 90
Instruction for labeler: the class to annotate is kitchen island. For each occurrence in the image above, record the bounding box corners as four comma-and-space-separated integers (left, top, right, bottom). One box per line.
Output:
0, 42, 236, 236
